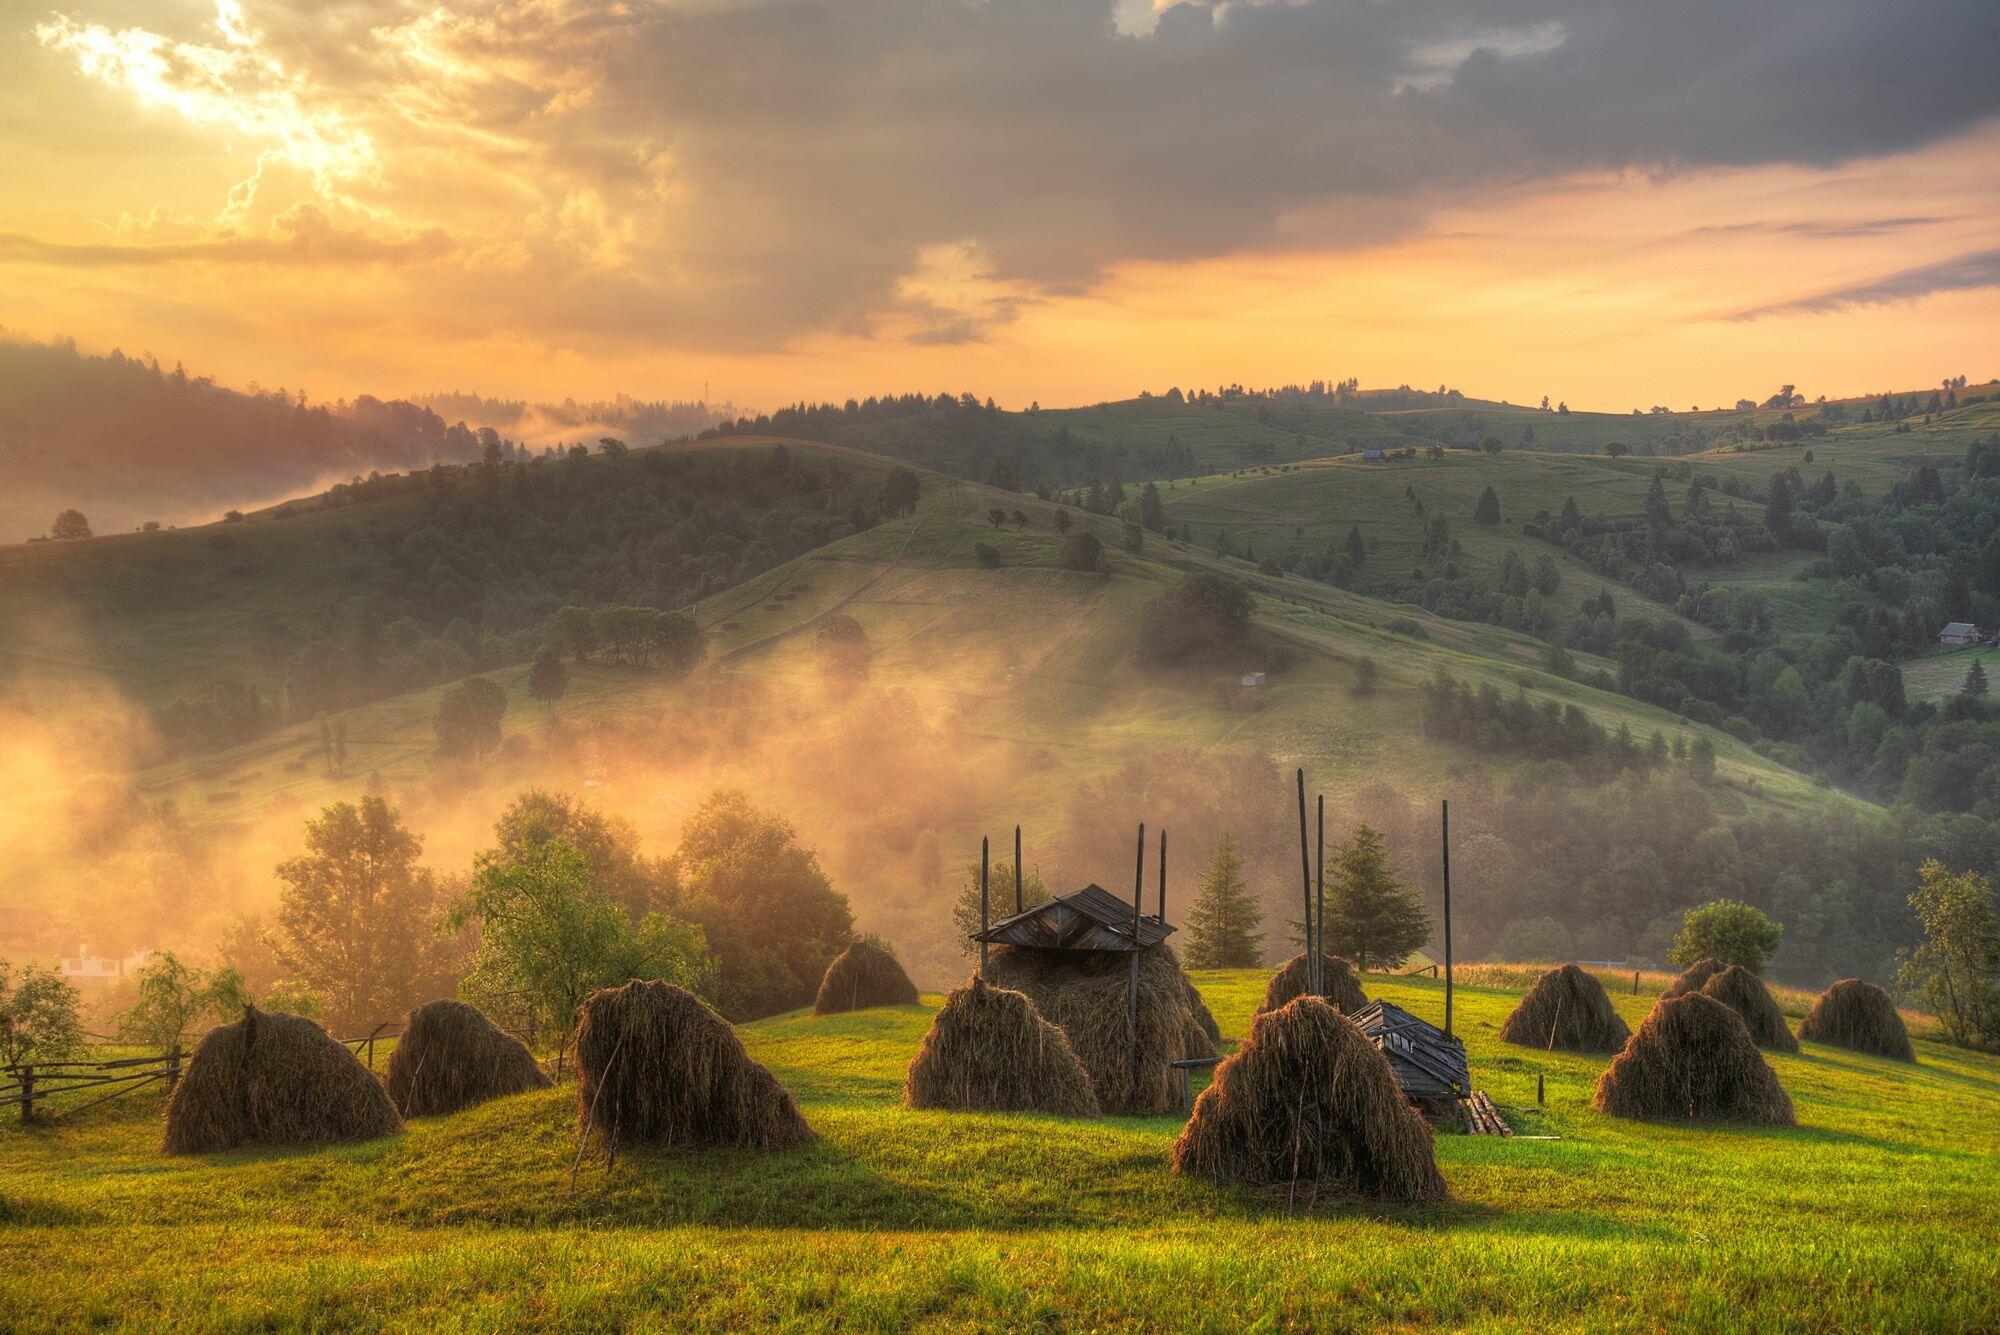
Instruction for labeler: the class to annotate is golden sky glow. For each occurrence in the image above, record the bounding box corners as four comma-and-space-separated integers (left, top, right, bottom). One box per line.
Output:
3, 0, 1997, 413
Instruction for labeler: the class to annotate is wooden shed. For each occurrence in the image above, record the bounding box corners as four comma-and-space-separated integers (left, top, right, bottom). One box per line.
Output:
1350, 999, 1469, 1103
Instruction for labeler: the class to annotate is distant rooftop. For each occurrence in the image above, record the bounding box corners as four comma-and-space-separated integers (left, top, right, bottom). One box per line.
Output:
971, 884, 1175, 952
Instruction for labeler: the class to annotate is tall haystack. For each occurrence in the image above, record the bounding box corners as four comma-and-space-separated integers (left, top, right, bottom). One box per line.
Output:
984, 944, 1215, 1114
574, 980, 814, 1152
1260, 951, 1368, 1016
1698, 965, 1799, 1053
904, 977, 1100, 1116
1661, 957, 1726, 1000
1172, 995, 1448, 1206
814, 941, 920, 1015
1499, 964, 1632, 1053
163, 1006, 401, 1155
384, 999, 550, 1117
1799, 978, 1914, 1061
1594, 992, 1794, 1125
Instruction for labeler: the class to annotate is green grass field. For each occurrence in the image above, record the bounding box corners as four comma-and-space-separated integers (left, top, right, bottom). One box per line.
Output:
3, 968, 1994, 1331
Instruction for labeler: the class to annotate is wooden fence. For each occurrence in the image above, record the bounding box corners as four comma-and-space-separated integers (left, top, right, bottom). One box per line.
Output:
3, 1018, 544, 1124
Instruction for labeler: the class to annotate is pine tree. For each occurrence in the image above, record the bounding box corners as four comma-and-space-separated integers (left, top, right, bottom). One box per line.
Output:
1183, 834, 1262, 968
1963, 658, 1991, 700
1474, 486, 1501, 525
1765, 473, 1793, 543
1345, 524, 1366, 565
1321, 824, 1431, 972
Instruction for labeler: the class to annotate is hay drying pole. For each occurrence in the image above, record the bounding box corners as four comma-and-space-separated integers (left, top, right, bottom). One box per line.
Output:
1442, 799, 1454, 1040
980, 836, 990, 979
1295, 769, 1313, 995
1131, 821, 1145, 1066
1158, 827, 1167, 922
1314, 792, 1325, 998
1015, 825, 1023, 914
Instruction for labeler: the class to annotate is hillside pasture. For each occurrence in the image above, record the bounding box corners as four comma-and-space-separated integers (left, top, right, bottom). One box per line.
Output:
1, 969, 1994, 1331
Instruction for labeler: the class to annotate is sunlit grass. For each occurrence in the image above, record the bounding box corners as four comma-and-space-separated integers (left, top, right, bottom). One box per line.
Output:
4, 970, 1995, 1331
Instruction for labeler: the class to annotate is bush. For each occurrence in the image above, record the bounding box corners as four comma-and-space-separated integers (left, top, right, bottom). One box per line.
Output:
1138, 572, 1253, 664
974, 542, 1001, 568
1060, 530, 1102, 572
1669, 900, 1783, 973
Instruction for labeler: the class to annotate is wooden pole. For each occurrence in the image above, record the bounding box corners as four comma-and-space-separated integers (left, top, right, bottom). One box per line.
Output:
1295, 769, 1312, 980
1015, 825, 1023, 914
1314, 793, 1325, 997
1442, 799, 1454, 1041
1131, 822, 1145, 1064
980, 836, 990, 978
1158, 828, 1167, 922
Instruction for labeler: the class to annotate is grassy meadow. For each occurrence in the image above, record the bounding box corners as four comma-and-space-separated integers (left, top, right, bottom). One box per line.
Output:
3, 968, 1995, 1331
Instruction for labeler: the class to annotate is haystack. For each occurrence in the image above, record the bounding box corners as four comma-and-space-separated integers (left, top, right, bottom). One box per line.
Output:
1697, 964, 1799, 1053
1172, 995, 1448, 1205
384, 999, 550, 1117
163, 1006, 401, 1155
1660, 957, 1726, 1000
1260, 952, 1367, 1015
1499, 964, 1632, 1053
1183, 975, 1222, 1045
574, 980, 814, 1152
1798, 978, 1914, 1061
814, 941, 920, 1015
1593, 992, 1794, 1125
904, 977, 1100, 1116
984, 944, 1216, 1114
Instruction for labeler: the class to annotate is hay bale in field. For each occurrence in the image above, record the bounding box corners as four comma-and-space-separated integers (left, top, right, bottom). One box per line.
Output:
574, 980, 814, 1152
1499, 964, 1632, 1053
1259, 951, 1367, 1015
1593, 992, 1794, 1125
1697, 965, 1799, 1053
813, 941, 919, 1015
1171, 995, 1448, 1205
904, 977, 1100, 1116
1798, 978, 1914, 1062
983, 944, 1215, 1115
163, 1006, 401, 1155
384, 999, 550, 1117
1660, 957, 1726, 1000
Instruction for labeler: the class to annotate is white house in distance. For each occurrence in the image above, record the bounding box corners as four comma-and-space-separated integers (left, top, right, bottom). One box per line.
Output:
1938, 622, 1980, 647
58, 943, 154, 984
1240, 671, 1269, 688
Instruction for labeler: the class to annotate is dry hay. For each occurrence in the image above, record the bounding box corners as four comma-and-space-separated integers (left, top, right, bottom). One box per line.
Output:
384, 999, 551, 1117
1697, 965, 1800, 1053
1593, 992, 1795, 1125
1171, 995, 1448, 1206
163, 1006, 401, 1155
983, 944, 1216, 1115
813, 941, 920, 1015
1498, 964, 1632, 1053
1259, 952, 1368, 1016
1798, 978, 1914, 1062
1660, 957, 1727, 1000
574, 980, 814, 1152
903, 977, 1100, 1116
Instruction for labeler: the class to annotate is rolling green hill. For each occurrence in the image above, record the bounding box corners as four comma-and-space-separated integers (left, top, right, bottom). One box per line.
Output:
3, 968, 1994, 1331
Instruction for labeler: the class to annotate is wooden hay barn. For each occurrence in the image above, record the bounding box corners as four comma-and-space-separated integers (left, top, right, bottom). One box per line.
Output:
1350, 999, 1469, 1104
972, 883, 1174, 954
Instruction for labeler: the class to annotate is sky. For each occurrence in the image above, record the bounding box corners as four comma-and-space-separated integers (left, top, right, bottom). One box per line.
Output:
3, 0, 1998, 414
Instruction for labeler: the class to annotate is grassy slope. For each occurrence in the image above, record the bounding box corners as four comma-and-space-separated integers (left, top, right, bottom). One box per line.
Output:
111, 446, 1845, 844
3, 970, 1995, 1331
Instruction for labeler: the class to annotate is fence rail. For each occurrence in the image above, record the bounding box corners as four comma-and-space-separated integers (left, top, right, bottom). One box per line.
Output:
4, 1017, 544, 1124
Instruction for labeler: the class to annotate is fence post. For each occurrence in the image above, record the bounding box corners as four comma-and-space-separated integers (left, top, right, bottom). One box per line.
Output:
1633, 969, 1640, 996
167, 1045, 183, 1091
18, 1065, 33, 1124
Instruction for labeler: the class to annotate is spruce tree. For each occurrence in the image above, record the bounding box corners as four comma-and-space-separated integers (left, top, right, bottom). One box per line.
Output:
1963, 658, 1991, 700
1321, 824, 1431, 972
1345, 524, 1367, 565
1474, 486, 1501, 525
1183, 834, 1263, 968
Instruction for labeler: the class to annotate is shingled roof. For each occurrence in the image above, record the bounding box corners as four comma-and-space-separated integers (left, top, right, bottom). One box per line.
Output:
1350, 999, 1470, 1100
971, 883, 1176, 952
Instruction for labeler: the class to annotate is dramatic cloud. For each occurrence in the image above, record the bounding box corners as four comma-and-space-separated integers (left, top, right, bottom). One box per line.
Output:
21, 0, 1999, 352
1731, 248, 2000, 320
